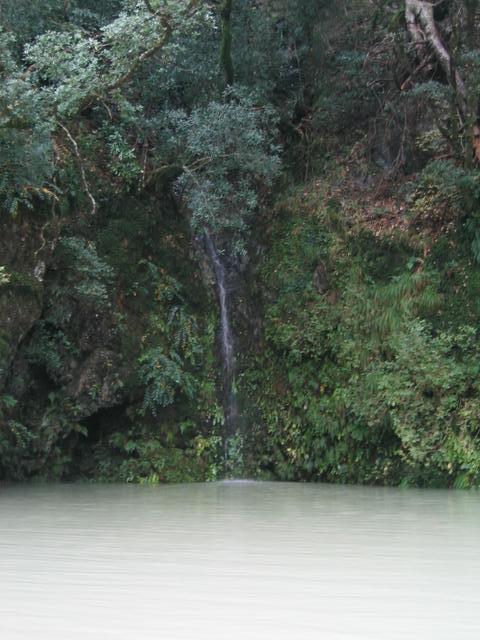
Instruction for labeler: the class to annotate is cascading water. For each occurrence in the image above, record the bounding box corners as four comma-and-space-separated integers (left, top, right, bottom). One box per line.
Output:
203, 232, 238, 437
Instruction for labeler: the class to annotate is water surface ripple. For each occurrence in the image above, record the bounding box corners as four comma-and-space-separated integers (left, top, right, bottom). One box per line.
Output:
0, 481, 479, 639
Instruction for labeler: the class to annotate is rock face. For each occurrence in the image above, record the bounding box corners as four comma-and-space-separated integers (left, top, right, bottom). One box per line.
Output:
0, 205, 132, 478
0, 190, 216, 481
0, 211, 53, 392
4, 242, 130, 456
65, 348, 125, 420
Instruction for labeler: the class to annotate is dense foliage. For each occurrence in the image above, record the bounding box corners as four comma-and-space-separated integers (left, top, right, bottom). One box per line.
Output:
2, 0, 480, 487
241, 182, 480, 487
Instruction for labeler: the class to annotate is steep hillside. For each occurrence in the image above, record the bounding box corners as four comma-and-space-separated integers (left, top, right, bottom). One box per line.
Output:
2, 1, 480, 486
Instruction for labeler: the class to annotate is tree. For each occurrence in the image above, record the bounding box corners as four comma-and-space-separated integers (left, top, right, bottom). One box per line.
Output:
405, 0, 466, 107
0, 1, 205, 213
0, 30, 54, 214
172, 91, 281, 248
404, 0, 480, 163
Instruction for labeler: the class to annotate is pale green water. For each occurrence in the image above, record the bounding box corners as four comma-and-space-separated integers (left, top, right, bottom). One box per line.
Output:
0, 481, 479, 639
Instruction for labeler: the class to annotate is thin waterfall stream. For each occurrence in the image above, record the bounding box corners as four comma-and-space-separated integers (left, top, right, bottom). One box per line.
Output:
204, 232, 239, 438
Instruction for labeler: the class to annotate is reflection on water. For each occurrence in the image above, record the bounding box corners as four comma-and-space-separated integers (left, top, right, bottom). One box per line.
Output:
0, 481, 479, 639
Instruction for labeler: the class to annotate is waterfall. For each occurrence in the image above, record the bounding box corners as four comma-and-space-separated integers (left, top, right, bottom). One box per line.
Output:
203, 232, 238, 435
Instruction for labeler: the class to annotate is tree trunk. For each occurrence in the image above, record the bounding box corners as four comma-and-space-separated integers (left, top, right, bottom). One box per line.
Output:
405, 0, 466, 113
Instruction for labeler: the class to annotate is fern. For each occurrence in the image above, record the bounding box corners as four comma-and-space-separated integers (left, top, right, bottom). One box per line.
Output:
138, 348, 196, 416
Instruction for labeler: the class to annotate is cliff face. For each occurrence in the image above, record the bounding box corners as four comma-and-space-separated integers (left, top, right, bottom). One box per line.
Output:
3, 137, 480, 487
0, 211, 52, 392
3, 1, 480, 487
0, 192, 222, 481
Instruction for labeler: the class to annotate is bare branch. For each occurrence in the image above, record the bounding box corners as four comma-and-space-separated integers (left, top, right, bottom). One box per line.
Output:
58, 123, 97, 216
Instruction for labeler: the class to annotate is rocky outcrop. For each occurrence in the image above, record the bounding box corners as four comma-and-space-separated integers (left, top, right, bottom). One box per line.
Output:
0, 210, 56, 392
65, 348, 125, 419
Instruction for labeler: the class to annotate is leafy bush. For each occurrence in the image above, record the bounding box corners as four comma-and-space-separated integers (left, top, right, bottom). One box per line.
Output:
91, 427, 222, 483
409, 160, 480, 229
171, 90, 281, 250
242, 187, 480, 488
0, 409, 36, 480
56, 237, 114, 304
353, 321, 480, 487
138, 348, 196, 415
0, 30, 54, 214
0, 391, 85, 481
25, 321, 77, 381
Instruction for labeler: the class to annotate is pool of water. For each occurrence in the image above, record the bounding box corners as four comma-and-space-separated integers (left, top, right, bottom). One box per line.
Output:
0, 481, 479, 639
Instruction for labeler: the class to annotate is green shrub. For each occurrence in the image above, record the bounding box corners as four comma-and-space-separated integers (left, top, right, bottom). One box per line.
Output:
242, 188, 480, 488
409, 160, 480, 229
